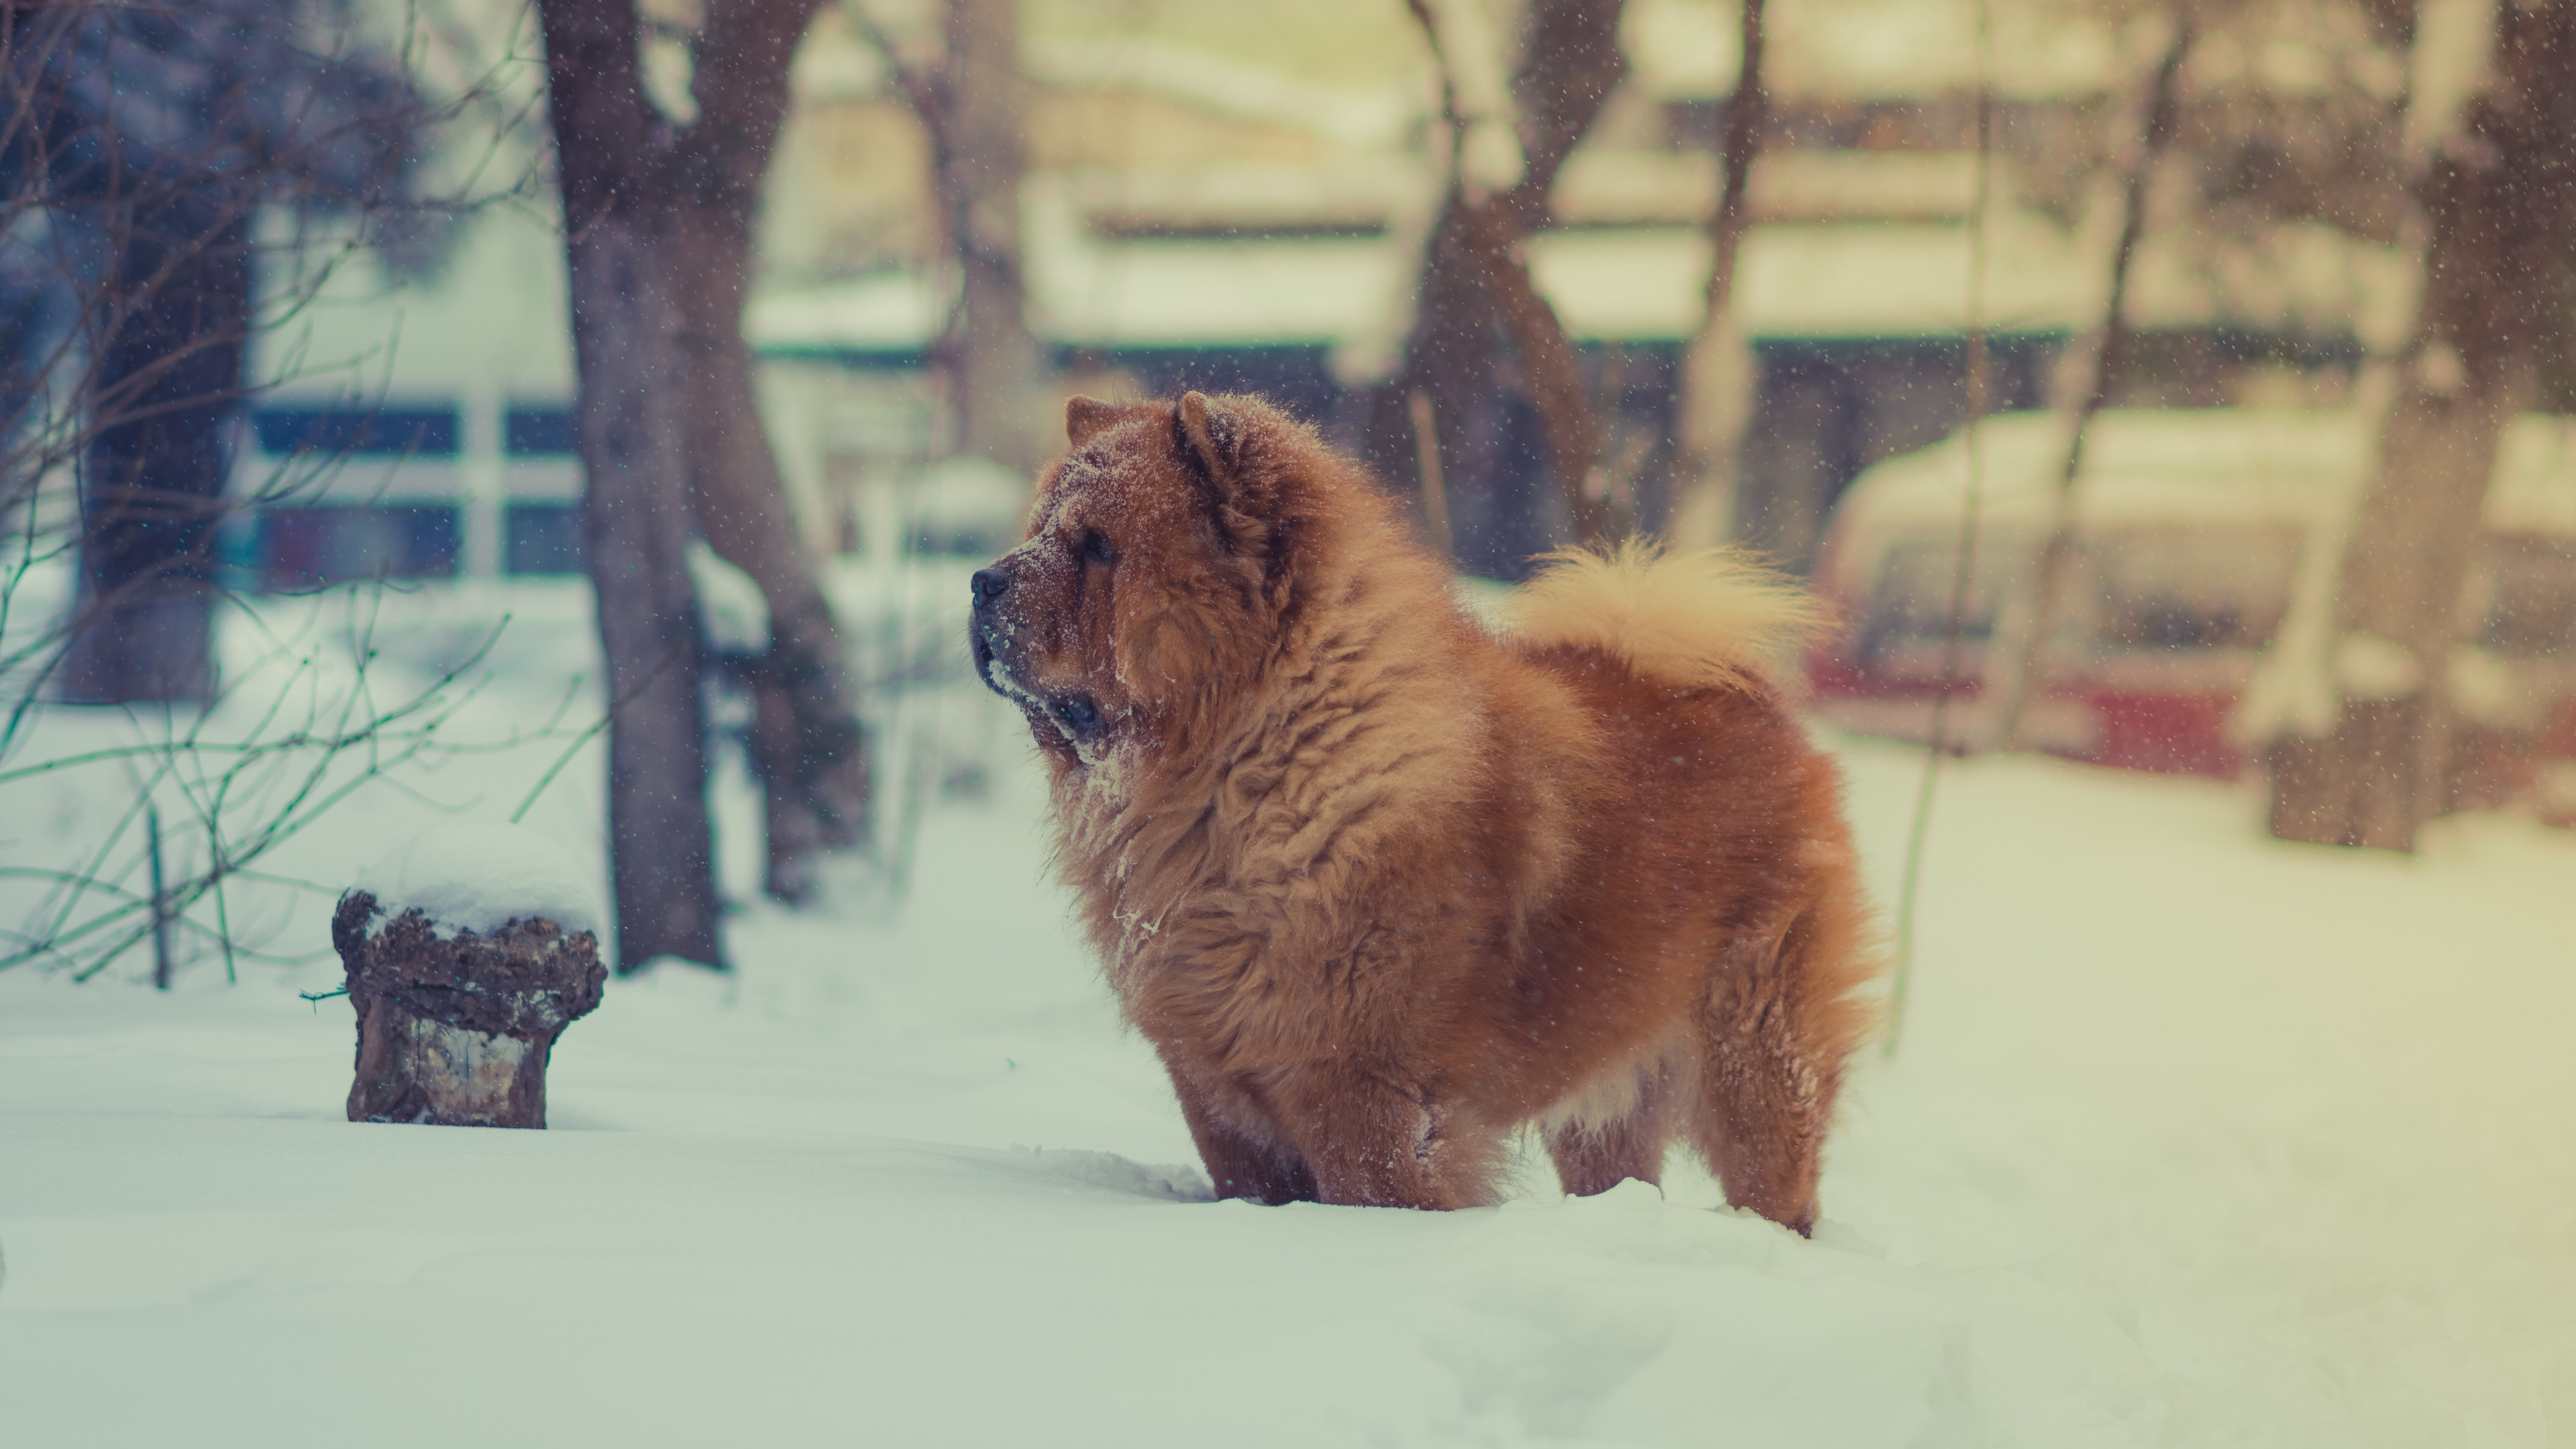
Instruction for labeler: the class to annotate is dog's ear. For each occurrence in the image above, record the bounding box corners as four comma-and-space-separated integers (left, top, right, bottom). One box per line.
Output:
1172, 392, 1238, 495
1066, 395, 1121, 447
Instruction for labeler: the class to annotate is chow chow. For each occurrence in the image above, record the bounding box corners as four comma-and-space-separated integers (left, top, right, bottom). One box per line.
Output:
970, 392, 1882, 1231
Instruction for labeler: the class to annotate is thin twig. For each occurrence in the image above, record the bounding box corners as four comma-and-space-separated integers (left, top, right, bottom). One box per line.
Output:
1887, 0, 1996, 1058
509, 640, 692, 823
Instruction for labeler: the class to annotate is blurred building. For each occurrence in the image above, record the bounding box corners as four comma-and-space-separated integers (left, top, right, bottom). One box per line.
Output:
765, 0, 2400, 574
233, 0, 2404, 586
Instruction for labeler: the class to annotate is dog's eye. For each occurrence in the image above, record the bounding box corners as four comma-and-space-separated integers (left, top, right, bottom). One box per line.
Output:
1080, 529, 1118, 566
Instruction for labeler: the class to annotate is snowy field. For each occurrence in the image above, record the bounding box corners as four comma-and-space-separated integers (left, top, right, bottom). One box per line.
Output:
2, 576, 2571, 1447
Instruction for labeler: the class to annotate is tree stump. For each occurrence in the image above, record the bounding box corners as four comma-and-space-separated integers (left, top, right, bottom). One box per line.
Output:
331, 891, 606, 1128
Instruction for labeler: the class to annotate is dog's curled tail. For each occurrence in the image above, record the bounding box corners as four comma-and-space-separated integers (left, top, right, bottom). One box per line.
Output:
1510, 539, 1822, 693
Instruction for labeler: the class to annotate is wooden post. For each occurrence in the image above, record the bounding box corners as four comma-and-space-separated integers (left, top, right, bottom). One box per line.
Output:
331, 891, 605, 1128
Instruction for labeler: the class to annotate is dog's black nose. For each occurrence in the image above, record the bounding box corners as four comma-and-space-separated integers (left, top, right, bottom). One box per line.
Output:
971, 569, 1010, 606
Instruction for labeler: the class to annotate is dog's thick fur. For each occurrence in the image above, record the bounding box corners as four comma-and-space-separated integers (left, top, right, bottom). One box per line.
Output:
969, 392, 1882, 1231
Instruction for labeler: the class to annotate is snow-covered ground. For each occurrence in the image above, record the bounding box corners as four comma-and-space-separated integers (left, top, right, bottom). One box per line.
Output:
1, 578, 2570, 1446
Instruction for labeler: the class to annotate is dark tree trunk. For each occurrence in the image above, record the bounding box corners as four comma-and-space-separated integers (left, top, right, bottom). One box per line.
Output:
2268, 380, 2532, 847
58, 195, 248, 705
2267, 0, 2576, 850
537, 0, 724, 969
673, 0, 871, 904
1356, 215, 1500, 560
1477, 0, 1629, 547
1368, 0, 1629, 561
1455, 198, 1610, 544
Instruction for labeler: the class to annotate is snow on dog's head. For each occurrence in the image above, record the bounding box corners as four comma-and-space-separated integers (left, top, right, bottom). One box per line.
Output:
968, 390, 1398, 765
353, 822, 600, 940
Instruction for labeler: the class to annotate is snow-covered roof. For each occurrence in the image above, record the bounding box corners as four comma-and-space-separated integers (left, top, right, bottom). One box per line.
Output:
793, 8, 1429, 148
1625, 0, 2387, 105
743, 205, 2408, 357
745, 270, 945, 359
805, 0, 2143, 126
1625, 0, 2126, 101
1549, 212, 2408, 341
268, 201, 2409, 400
1829, 409, 2576, 549
2491, 421, 2576, 535
1552, 150, 1984, 227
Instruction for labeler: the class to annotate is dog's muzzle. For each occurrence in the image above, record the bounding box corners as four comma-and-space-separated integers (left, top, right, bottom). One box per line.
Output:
967, 566, 1106, 749
968, 568, 1014, 696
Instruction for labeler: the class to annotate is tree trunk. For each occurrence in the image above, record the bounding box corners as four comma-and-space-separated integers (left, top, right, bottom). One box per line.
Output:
58, 195, 248, 705
847, 0, 1040, 468
674, 207, 871, 904
1351, 201, 1501, 562
2268, 377, 2531, 847
943, 0, 1040, 471
673, 0, 871, 905
2266, 0, 2576, 850
1370, 0, 1629, 559
1665, 0, 1767, 549
1454, 198, 1611, 545
1988, 14, 2194, 750
538, 0, 724, 969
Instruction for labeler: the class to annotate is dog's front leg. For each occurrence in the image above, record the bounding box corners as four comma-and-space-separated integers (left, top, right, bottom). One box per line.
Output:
1269, 1067, 1472, 1210
1165, 1063, 1317, 1204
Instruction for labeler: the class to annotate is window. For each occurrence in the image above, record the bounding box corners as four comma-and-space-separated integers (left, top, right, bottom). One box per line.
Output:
254, 407, 458, 458
1860, 539, 2004, 658
2476, 537, 2576, 658
2084, 529, 2301, 653
505, 405, 579, 456
257, 506, 460, 588
505, 502, 584, 575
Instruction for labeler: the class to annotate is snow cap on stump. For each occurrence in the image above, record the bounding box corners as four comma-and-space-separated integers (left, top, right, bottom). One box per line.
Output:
354, 820, 602, 941
334, 823, 606, 1129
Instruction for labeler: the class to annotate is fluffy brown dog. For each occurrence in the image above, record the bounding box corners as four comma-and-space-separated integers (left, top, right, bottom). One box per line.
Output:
970, 392, 1882, 1232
